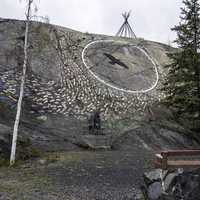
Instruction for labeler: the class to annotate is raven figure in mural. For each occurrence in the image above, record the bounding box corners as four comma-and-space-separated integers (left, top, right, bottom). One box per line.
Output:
104, 53, 129, 69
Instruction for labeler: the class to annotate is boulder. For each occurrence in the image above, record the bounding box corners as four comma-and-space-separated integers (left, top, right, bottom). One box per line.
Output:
171, 170, 200, 200
144, 169, 168, 185
142, 169, 200, 200
164, 172, 177, 192
147, 181, 162, 200
77, 134, 112, 149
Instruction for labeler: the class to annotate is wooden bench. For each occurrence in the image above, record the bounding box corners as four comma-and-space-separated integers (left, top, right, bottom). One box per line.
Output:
154, 150, 200, 170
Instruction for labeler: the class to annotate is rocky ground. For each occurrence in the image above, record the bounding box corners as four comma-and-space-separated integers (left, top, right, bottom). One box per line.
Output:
0, 149, 151, 200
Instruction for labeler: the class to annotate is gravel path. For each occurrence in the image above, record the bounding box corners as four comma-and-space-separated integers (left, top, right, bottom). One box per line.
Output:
0, 148, 153, 200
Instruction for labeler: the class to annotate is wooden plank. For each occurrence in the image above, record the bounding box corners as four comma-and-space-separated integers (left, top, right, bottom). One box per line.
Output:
154, 154, 168, 169
167, 160, 200, 169
161, 150, 200, 157
154, 154, 163, 168
154, 150, 200, 169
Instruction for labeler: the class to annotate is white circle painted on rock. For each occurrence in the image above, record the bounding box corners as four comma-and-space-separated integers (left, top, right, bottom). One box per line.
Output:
82, 40, 159, 94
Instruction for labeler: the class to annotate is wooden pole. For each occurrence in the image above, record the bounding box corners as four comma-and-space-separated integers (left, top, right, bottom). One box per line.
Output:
10, 0, 33, 166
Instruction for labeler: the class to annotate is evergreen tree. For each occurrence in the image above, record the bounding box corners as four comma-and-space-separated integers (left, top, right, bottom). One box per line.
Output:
162, 0, 200, 122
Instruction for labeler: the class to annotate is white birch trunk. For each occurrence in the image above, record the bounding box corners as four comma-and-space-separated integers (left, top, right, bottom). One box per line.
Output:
10, 0, 33, 166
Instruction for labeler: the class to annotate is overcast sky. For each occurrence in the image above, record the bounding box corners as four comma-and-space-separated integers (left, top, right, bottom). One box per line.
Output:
1, 0, 183, 45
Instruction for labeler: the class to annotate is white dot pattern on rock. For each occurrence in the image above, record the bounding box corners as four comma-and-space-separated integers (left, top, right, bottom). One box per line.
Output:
0, 21, 168, 119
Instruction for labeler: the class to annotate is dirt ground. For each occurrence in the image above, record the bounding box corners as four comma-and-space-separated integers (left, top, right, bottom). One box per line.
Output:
0, 147, 153, 200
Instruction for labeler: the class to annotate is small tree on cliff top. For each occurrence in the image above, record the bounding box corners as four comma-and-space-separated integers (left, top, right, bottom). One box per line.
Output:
162, 0, 200, 122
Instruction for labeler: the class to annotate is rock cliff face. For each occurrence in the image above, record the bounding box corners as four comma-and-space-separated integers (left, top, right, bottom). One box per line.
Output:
1, 18, 199, 158
1, 18, 200, 200
0, 18, 173, 119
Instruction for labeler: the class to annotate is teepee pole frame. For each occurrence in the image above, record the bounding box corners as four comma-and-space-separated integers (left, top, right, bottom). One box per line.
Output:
116, 11, 136, 38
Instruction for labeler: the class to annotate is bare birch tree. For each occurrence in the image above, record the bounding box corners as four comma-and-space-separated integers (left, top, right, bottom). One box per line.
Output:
10, 0, 34, 166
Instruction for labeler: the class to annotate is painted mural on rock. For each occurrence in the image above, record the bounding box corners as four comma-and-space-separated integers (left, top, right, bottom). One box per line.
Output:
0, 18, 173, 119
